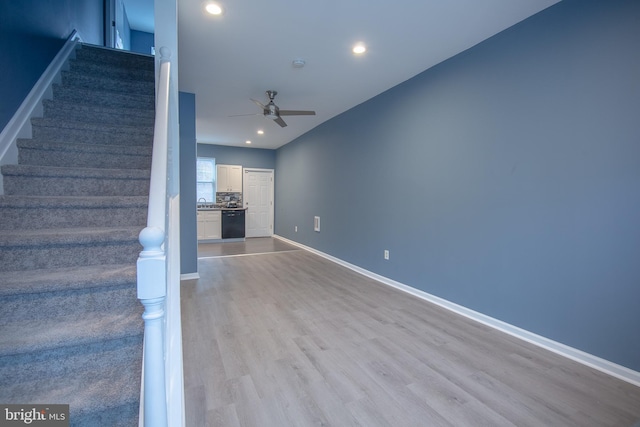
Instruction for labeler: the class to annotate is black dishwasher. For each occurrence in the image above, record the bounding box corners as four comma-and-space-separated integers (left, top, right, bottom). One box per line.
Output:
221, 209, 246, 239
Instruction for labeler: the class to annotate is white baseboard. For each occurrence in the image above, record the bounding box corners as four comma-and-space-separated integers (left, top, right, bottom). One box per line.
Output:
180, 272, 200, 281
273, 235, 640, 388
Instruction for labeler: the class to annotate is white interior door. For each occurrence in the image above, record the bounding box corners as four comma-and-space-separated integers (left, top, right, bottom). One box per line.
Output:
243, 169, 274, 238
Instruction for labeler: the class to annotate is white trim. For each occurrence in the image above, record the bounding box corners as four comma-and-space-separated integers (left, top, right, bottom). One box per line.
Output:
242, 167, 274, 173
273, 234, 640, 388
166, 195, 185, 427
180, 272, 200, 280
0, 30, 81, 194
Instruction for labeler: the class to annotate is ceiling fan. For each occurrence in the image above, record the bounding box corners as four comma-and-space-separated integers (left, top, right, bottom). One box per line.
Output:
232, 90, 316, 128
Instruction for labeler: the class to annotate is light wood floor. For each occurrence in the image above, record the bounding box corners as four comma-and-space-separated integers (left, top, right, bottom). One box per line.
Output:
182, 240, 640, 426
197, 237, 300, 258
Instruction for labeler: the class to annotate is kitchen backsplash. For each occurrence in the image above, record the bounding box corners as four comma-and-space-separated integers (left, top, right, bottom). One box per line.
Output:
216, 192, 242, 205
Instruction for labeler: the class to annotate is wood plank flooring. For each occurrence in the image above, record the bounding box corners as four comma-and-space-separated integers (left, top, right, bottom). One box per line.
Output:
197, 237, 300, 258
182, 240, 640, 426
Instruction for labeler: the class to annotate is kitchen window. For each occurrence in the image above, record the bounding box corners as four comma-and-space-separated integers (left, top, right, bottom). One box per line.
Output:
196, 157, 216, 203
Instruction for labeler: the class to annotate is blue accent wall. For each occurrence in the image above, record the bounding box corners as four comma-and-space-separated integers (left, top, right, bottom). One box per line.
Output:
275, 0, 640, 371
131, 30, 154, 55
180, 92, 198, 275
115, 0, 131, 50
197, 144, 276, 170
0, 0, 103, 132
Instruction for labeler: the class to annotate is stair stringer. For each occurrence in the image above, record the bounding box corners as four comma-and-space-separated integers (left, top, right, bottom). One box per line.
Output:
0, 30, 81, 195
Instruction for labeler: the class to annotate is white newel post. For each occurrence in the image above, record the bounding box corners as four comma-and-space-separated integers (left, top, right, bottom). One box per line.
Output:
137, 226, 168, 427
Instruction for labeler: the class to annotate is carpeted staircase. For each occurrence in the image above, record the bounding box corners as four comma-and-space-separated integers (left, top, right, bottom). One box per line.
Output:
0, 44, 155, 426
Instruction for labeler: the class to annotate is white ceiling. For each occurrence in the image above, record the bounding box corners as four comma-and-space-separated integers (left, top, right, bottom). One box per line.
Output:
126, 0, 560, 150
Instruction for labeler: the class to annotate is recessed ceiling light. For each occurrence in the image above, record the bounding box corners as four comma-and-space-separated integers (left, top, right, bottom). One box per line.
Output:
257, 130, 264, 135
205, 2, 223, 15
245, 140, 252, 144
352, 43, 366, 55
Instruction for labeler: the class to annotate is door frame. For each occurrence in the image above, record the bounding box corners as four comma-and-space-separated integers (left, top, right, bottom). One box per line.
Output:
243, 168, 275, 237
104, 0, 116, 48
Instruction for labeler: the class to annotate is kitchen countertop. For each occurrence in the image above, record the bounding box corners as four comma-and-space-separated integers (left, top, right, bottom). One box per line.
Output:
197, 207, 247, 211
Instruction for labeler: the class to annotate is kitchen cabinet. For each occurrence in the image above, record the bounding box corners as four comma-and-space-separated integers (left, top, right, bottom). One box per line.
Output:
197, 210, 221, 240
216, 164, 243, 192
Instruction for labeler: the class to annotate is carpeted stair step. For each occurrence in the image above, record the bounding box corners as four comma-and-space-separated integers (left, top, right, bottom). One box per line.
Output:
69, 56, 155, 83
74, 45, 154, 71
0, 303, 142, 358
0, 263, 136, 297
17, 138, 152, 169
0, 42, 153, 426
42, 99, 154, 127
0, 226, 142, 271
0, 334, 142, 427
0, 196, 147, 229
52, 83, 155, 111
1, 165, 150, 196
31, 117, 153, 146
61, 69, 154, 96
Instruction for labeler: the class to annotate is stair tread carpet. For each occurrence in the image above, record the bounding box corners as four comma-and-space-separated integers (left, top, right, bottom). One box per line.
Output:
74, 46, 154, 70
69, 58, 155, 82
0, 311, 143, 357
42, 99, 154, 126
31, 117, 154, 138
61, 69, 154, 96
0, 43, 152, 424
3, 362, 142, 420
0, 196, 147, 230
1, 164, 150, 179
52, 84, 155, 110
0, 226, 141, 246
0, 263, 136, 296
0, 336, 142, 424
0, 195, 147, 209
17, 138, 153, 156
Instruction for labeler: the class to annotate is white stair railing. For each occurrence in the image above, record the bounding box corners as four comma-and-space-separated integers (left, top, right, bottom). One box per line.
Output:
137, 46, 184, 427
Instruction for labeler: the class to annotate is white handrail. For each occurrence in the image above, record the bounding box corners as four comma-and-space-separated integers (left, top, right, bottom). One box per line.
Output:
137, 47, 172, 427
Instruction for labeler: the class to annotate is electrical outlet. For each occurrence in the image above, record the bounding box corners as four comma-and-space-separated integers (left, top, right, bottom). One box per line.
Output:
295, 226, 298, 232
384, 250, 389, 260
314, 216, 320, 232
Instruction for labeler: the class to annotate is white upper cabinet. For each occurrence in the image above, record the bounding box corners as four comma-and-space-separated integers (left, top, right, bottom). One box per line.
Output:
216, 164, 243, 192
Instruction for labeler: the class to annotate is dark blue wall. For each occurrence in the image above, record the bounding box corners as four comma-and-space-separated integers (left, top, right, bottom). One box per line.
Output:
180, 93, 198, 275
115, 0, 130, 50
131, 30, 154, 55
275, 0, 640, 371
197, 144, 276, 170
0, 0, 103, 132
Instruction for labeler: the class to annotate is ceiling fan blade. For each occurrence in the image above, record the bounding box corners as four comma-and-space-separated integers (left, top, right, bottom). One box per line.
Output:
251, 98, 266, 109
278, 110, 316, 116
229, 113, 262, 117
273, 116, 288, 127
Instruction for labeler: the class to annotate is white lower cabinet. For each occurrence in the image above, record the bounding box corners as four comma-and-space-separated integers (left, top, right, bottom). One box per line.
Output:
197, 210, 221, 240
